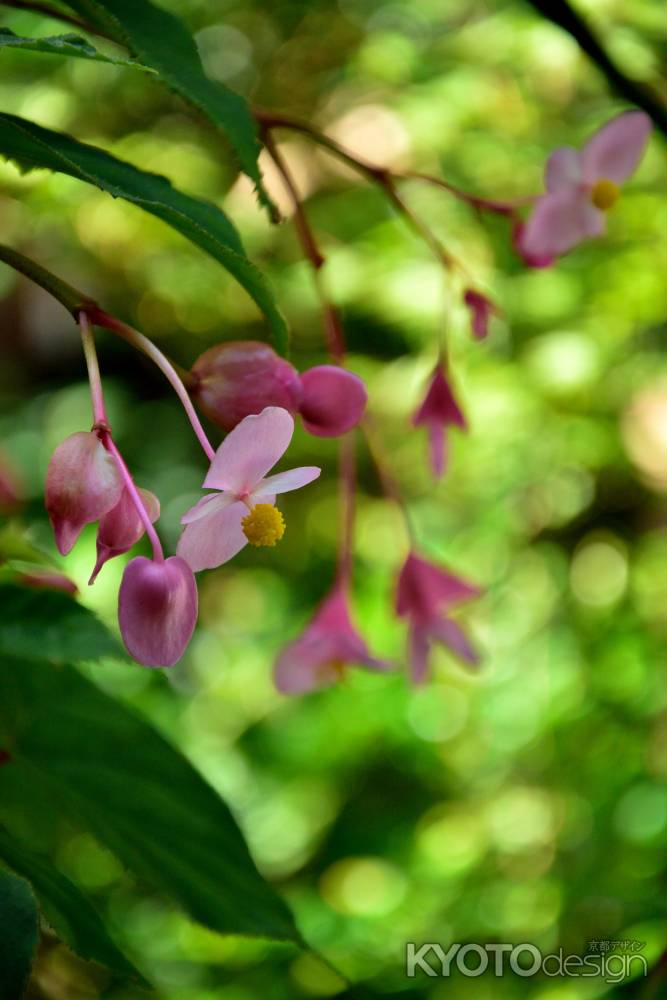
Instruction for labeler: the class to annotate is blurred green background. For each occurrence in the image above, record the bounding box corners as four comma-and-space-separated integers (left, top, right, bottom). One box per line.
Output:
1, 0, 667, 997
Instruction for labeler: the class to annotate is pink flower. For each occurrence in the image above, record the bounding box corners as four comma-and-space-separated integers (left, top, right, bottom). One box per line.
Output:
177, 407, 320, 572
463, 289, 497, 340
396, 552, 480, 683
45, 431, 123, 555
517, 110, 652, 265
118, 555, 198, 667
412, 364, 466, 478
274, 580, 391, 694
190, 341, 367, 438
89, 486, 160, 584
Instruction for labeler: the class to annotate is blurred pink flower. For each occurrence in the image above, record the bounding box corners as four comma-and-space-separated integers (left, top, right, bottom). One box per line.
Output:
0, 450, 22, 514
118, 555, 198, 667
89, 486, 160, 584
396, 552, 480, 683
463, 289, 497, 340
45, 431, 123, 555
517, 110, 652, 265
177, 407, 320, 572
274, 579, 391, 694
191, 341, 367, 438
412, 364, 466, 478
18, 569, 78, 596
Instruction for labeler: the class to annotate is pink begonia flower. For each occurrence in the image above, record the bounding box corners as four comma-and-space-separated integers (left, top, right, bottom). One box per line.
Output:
45, 431, 123, 555
89, 486, 160, 584
191, 341, 367, 438
177, 407, 320, 572
396, 552, 480, 684
118, 555, 198, 667
412, 365, 466, 478
517, 110, 652, 265
274, 580, 391, 694
463, 289, 497, 340
17, 569, 78, 596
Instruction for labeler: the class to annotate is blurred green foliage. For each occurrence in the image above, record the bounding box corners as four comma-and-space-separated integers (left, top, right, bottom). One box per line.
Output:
0, 0, 667, 997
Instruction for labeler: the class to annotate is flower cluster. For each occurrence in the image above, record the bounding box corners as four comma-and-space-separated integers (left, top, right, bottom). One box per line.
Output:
37, 110, 652, 691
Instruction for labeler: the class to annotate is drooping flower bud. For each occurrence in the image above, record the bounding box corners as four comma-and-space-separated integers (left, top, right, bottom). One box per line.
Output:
118, 555, 198, 668
45, 431, 123, 555
463, 289, 497, 340
298, 366, 368, 437
191, 341, 303, 431
89, 487, 160, 584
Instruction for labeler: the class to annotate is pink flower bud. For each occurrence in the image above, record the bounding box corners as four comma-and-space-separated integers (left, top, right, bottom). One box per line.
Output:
298, 366, 367, 437
89, 487, 160, 584
45, 432, 123, 555
118, 555, 198, 667
191, 341, 303, 431
463, 289, 497, 340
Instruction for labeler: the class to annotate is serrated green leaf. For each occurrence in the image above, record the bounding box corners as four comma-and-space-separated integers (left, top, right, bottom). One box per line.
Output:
0, 27, 154, 72
0, 113, 288, 353
0, 657, 300, 944
62, 0, 274, 214
0, 584, 125, 663
0, 869, 38, 1000
0, 829, 145, 985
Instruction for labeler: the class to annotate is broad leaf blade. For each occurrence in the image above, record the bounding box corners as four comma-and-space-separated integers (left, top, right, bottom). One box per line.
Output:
0, 828, 144, 984
0, 869, 38, 1000
0, 657, 299, 944
0, 584, 124, 663
63, 0, 273, 212
0, 113, 288, 353
0, 28, 154, 71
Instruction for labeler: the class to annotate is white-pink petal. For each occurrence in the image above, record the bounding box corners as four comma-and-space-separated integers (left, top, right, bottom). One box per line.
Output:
203, 406, 295, 494
581, 110, 652, 184
180, 492, 235, 524
519, 188, 604, 260
253, 466, 321, 498
176, 499, 248, 571
545, 146, 581, 192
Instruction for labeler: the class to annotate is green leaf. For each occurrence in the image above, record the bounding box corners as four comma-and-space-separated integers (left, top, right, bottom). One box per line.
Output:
0, 828, 145, 985
0, 869, 38, 1000
0, 584, 125, 663
0, 113, 288, 353
0, 27, 155, 72
62, 0, 274, 214
0, 657, 300, 944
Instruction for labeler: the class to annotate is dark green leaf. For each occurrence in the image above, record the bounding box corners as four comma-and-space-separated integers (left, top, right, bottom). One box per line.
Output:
0, 28, 154, 72
0, 584, 125, 663
0, 869, 38, 1000
62, 0, 273, 213
0, 113, 288, 353
0, 828, 144, 984
0, 657, 300, 943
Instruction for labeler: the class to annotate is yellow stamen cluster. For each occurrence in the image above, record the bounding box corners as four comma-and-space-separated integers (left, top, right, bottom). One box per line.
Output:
590, 178, 620, 211
241, 503, 285, 547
